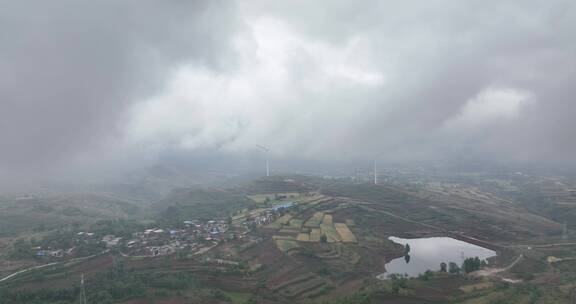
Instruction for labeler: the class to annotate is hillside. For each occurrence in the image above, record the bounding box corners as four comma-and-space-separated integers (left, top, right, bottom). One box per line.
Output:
0, 193, 143, 236
241, 177, 313, 194
150, 188, 254, 223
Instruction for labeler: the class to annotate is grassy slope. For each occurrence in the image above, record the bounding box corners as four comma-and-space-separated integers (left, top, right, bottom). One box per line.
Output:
0, 193, 142, 236
150, 188, 254, 223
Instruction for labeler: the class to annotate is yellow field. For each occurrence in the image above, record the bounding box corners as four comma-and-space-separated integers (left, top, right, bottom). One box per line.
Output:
309, 228, 322, 242
335, 223, 357, 243
297, 233, 310, 242
304, 212, 324, 228
322, 214, 333, 225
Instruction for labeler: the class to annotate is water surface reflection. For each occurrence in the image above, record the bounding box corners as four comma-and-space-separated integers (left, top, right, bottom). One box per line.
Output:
377, 236, 496, 279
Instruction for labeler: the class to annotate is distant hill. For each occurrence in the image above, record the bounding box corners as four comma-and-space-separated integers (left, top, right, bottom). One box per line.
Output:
0, 192, 142, 236
150, 188, 253, 223
241, 176, 313, 194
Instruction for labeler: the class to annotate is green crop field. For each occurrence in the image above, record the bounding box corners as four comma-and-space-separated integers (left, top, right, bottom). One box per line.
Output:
273, 236, 301, 252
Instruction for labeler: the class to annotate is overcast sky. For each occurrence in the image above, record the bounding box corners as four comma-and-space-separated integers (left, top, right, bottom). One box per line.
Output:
1, 0, 575, 177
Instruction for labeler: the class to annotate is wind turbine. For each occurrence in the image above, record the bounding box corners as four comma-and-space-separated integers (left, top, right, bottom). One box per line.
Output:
374, 159, 378, 185
374, 153, 386, 185
257, 145, 270, 177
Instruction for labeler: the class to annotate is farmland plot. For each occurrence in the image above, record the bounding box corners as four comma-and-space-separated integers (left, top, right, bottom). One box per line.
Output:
304, 212, 324, 228
335, 223, 357, 243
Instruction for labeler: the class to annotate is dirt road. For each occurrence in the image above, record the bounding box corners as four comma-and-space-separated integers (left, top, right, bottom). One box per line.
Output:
0, 249, 109, 283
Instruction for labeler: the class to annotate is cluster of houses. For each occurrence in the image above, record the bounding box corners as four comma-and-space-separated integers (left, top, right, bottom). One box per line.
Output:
242, 210, 275, 227
35, 247, 75, 258
120, 202, 297, 257
35, 231, 99, 258
119, 219, 235, 257
241, 201, 296, 228
33, 201, 299, 260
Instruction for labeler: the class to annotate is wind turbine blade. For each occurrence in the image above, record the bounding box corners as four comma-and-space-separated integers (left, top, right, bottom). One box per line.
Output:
256, 145, 269, 151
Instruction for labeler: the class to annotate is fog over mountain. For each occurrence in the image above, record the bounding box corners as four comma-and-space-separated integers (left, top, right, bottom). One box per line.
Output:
1, 0, 575, 180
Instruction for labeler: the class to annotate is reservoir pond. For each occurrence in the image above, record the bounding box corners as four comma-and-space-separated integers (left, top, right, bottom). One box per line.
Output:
377, 236, 496, 279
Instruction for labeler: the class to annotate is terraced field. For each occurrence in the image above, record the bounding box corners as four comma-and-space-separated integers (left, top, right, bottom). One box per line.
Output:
297, 233, 310, 241
304, 212, 325, 228
289, 218, 305, 229
335, 223, 357, 243
279, 226, 301, 235
320, 223, 341, 242
322, 214, 333, 225
267, 214, 293, 229
272, 273, 329, 299
283, 203, 359, 244
273, 236, 301, 252
309, 228, 322, 242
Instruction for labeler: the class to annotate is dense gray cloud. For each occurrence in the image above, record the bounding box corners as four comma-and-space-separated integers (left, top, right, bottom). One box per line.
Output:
1, 0, 576, 178
0, 0, 241, 172
129, 0, 576, 164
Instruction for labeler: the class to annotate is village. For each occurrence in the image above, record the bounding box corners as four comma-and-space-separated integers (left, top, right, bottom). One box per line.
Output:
33, 201, 297, 260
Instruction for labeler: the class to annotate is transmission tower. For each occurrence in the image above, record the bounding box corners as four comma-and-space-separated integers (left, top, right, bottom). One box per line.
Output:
79, 273, 87, 304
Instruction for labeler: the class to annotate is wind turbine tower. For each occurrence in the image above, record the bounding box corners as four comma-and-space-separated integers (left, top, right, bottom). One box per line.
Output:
374, 154, 385, 185
257, 145, 270, 177
374, 159, 378, 185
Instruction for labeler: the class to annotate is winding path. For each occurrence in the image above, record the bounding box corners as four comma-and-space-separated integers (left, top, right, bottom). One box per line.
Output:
0, 249, 109, 283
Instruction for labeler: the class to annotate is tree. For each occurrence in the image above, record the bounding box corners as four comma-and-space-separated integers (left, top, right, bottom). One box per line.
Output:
390, 274, 408, 294
8, 239, 34, 260
88, 291, 113, 304
210, 290, 231, 301
440, 262, 447, 272
320, 235, 328, 243
243, 296, 258, 304
418, 270, 433, 281
462, 257, 482, 273
402, 243, 411, 264
448, 262, 460, 274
